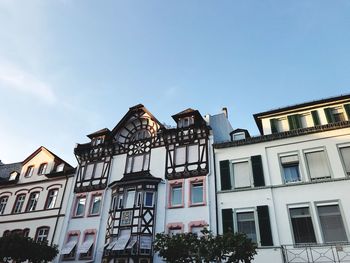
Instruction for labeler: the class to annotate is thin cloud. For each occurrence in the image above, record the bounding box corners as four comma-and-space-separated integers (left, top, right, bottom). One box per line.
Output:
0, 61, 57, 105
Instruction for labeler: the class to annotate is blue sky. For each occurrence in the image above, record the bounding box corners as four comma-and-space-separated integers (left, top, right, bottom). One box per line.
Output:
0, 0, 349, 165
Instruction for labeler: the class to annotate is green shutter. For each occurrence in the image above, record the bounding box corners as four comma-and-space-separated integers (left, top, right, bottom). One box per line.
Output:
257, 206, 273, 246
288, 115, 301, 130
324, 108, 334, 123
344, 104, 350, 120
251, 155, 265, 187
220, 160, 231, 190
222, 209, 233, 233
287, 115, 294, 130
311, 110, 320, 126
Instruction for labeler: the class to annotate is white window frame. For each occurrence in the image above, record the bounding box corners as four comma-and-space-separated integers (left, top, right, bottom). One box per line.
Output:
278, 151, 303, 184
287, 202, 318, 245
144, 192, 154, 207
314, 200, 349, 243
337, 143, 350, 177
230, 158, 253, 189
233, 208, 260, 245
232, 132, 246, 141
303, 147, 332, 181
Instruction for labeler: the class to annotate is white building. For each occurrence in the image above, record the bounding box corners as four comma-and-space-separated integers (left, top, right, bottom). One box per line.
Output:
214, 94, 350, 263
0, 146, 75, 247
59, 104, 221, 263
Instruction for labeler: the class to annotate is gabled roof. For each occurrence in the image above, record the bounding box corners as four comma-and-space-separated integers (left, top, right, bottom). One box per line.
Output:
22, 146, 73, 169
171, 108, 206, 124
87, 128, 111, 139
110, 104, 164, 136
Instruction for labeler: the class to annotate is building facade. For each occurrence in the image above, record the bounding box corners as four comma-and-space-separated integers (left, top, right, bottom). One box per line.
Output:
215, 94, 350, 263
0, 146, 74, 247
58, 105, 220, 263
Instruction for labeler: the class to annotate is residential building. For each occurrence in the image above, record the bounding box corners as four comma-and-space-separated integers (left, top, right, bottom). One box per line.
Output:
214, 94, 350, 263
0, 146, 75, 247
59, 104, 220, 263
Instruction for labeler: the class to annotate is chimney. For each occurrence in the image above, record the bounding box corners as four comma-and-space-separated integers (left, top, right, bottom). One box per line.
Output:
222, 107, 228, 118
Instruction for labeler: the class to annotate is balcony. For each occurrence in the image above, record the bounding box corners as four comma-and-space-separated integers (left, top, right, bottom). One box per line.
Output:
282, 243, 350, 263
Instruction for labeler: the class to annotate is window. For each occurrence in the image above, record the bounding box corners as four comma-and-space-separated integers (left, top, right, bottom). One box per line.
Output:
232, 161, 251, 188
131, 129, 151, 141
190, 180, 204, 205
0, 196, 8, 215
178, 117, 194, 128
305, 150, 331, 180
168, 224, 183, 235
169, 182, 183, 207
62, 233, 79, 260
189, 221, 207, 237
317, 204, 347, 243
144, 192, 154, 207
9, 172, 18, 181
46, 189, 58, 209
125, 190, 135, 208
174, 145, 199, 165
23, 228, 30, 237
289, 207, 316, 244
56, 163, 65, 172
25, 166, 34, 177
287, 114, 302, 130
89, 195, 102, 215
118, 195, 124, 209
232, 132, 245, 141
74, 196, 86, 217
140, 236, 152, 254
237, 212, 257, 243
35, 227, 49, 242
13, 194, 26, 213
324, 107, 346, 124
79, 233, 95, 259
280, 155, 301, 183
26, 192, 40, 212
125, 154, 150, 174
339, 146, 350, 176
38, 163, 48, 175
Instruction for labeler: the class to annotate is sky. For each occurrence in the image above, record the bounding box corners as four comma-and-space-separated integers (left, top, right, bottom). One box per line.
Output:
0, 0, 350, 166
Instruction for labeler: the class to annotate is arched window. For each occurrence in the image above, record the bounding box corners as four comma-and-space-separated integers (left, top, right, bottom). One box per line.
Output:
131, 129, 151, 141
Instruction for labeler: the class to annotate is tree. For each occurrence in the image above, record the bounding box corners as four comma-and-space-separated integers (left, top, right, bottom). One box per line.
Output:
154, 229, 257, 263
0, 233, 58, 263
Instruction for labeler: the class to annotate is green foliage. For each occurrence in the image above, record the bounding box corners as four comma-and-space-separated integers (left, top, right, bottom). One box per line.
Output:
0, 233, 58, 263
154, 229, 257, 263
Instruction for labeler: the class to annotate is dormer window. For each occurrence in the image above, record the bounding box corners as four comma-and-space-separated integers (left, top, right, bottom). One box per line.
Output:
92, 136, 104, 146
178, 116, 194, 128
9, 172, 18, 181
324, 106, 346, 124
24, 166, 34, 177
38, 163, 48, 175
56, 163, 65, 172
232, 132, 245, 141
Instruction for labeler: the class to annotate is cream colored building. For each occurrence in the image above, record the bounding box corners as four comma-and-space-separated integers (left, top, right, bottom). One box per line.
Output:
0, 146, 75, 246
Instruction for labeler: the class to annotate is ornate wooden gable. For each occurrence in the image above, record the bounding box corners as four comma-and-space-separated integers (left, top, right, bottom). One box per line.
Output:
163, 109, 210, 180
74, 128, 113, 192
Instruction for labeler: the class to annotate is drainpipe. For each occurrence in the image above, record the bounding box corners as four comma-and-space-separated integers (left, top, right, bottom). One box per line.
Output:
211, 139, 219, 235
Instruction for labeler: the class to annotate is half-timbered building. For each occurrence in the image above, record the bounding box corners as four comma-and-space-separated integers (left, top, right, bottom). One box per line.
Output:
59, 104, 222, 263
0, 146, 74, 247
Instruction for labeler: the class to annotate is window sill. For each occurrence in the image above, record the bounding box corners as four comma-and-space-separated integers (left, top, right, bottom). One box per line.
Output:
189, 202, 206, 207
72, 215, 85, 219
168, 205, 184, 209
87, 213, 100, 217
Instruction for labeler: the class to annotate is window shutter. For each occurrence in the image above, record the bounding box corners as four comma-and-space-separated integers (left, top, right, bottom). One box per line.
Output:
311, 110, 320, 126
287, 115, 295, 130
220, 160, 231, 190
344, 104, 350, 120
222, 208, 233, 233
251, 155, 265, 187
257, 205, 273, 246
270, 119, 278, 133
324, 108, 334, 123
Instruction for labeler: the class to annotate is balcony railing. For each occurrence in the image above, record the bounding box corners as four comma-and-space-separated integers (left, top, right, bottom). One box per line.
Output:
282, 243, 350, 263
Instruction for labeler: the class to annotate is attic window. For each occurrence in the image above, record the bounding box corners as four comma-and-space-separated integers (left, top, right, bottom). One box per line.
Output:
178, 117, 194, 128
232, 132, 246, 141
131, 129, 151, 141
56, 163, 65, 172
92, 136, 104, 146
9, 172, 18, 181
